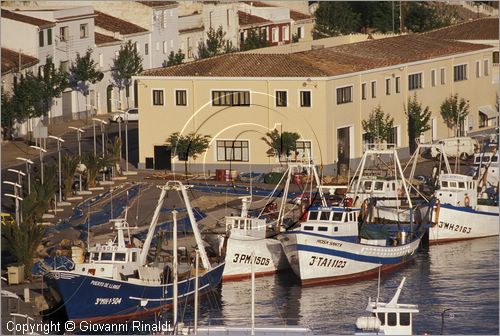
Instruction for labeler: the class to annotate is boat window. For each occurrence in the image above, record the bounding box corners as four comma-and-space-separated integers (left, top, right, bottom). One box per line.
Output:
449, 181, 457, 188
442, 181, 448, 188
493, 155, 498, 162
363, 181, 372, 191
377, 313, 385, 326
334, 227, 338, 232
392, 183, 396, 191
309, 211, 319, 220
91, 253, 99, 261
303, 226, 314, 231
348, 213, 353, 221
458, 182, 465, 189
400, 312, 410, 326
332, 212, 343, 221
318, 226, 328, 232
115, 253, 126, 261
239, 220, 245, 229
101, 253, 112, 261
320, 212, 330, 221
387, 313, 397, 326
374, 181, 384, 191
132, 252, 137, 262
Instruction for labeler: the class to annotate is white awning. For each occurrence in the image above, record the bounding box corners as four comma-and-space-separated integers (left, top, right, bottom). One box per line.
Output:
479, 105, 498, 119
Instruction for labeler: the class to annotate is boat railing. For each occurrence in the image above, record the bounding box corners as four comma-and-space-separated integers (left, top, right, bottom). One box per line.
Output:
363, 143, 397, 152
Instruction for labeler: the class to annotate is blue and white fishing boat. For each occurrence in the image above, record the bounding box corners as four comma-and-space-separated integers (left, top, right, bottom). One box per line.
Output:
280, 146, 426, 286
44, 181, 224, 322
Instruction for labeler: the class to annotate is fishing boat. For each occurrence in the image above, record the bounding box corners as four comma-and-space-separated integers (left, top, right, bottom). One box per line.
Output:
355, 277, 418, 335
279, 145, 426, 286
43, 181, 224, 322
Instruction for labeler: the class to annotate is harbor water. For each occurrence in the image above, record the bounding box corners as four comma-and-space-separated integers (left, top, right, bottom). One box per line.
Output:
183, 236, 499, 335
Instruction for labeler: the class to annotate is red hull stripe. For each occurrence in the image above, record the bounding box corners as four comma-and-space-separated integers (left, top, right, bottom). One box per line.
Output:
223, 270, 277, 282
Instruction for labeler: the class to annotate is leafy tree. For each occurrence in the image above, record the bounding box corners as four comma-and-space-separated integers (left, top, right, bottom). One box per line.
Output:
362, 105, 394, 143
70, 49, 104, 121
261, 129, 301, 161
61, 154, 79, 199
82, 153, 112, 188
405, 93, 431, 154
165, 49, 185, 67
11, 72, 46, 122
197, 26, 236, 59
349, 1, 396, 33
313, 2, 361, 38
240, 29, 269, 51
166, 132, 211, 172
112, 41, 143, 108
1, 89, 16, 140
440, 94, 470, 137
39, 57, 68, 117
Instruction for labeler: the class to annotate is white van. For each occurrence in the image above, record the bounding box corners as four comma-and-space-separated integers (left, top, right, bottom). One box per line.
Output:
430, 137, 479, 161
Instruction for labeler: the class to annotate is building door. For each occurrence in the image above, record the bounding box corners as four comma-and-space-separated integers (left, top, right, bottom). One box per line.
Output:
107, 85, 113, 113
337, 127, 351, 175
62, 90, 72, 121
154, 145, 171, 170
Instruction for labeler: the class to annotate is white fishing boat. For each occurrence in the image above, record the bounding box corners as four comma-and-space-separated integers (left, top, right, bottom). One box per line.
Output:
355, 277, 418, 335
280, 145, 426, 286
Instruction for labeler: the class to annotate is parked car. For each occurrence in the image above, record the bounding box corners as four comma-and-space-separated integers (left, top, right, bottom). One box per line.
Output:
109, 108, 139, 123
429, 137, 479, 161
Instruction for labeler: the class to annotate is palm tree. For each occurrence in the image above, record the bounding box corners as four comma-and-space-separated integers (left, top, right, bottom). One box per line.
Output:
107, 137, 122, 177
82, 153, 112, 187
61, 154, 79, 199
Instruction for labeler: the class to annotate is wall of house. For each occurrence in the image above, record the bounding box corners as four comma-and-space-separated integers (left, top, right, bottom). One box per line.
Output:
179, 30, 204, 62
202, 3, 239, 50
292, 20, 313, 42
1, 19, 39, 59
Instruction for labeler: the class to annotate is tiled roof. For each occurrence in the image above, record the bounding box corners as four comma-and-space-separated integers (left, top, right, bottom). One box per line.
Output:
94, 32, 121, 46
423, 18, 499, 41
138, 1, 177, 8
1, 48, 39, 74
140, 34, 492, 78
290, 10, 313, 21
243, 1, 274, 8
238, 11, 271, 27
1, 9, 55, 28
179, 26, 204, 34
94, 11, 148, 36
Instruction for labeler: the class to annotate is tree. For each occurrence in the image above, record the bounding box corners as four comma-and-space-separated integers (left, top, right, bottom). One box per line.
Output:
61, 154, 79, 199
107, 137, 122, 176
1, 89, 16, 140
405, 93, 431, 154
440, 94, 470, 137
197, 26, 236, 59
362, 105, 394, 143
166, 132, 211, 172
39, 57, 69, 118
348, 1, 396, 33
112, 41, 143, 108
165, 49, 185, 67
82, 153, 111, 188
11, 72, 46, 122
313, 2, 361, 38
70, 49, 104, 121
240, 29, 269, 51
261, 129, 301, 161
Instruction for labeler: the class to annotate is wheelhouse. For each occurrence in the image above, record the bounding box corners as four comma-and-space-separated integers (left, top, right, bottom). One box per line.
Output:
301, 207, 360, 238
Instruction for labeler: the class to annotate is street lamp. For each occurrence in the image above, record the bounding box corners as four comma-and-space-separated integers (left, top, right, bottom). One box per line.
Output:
48, 135, 65, 203
16, 157, 33, 194
4, 181, 23, 226
29, 145, 47, 184
117, 109, 129, 172
68, 126, 85, 192
7, 169, 26, 196
92, 118, 108, 157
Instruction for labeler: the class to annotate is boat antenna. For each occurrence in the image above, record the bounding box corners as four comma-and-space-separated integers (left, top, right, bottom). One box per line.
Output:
251, 250, 255, 336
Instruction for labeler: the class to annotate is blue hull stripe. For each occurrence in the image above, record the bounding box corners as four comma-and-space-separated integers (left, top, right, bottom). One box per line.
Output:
295, 244, 407, 264
440, 203, 498, 216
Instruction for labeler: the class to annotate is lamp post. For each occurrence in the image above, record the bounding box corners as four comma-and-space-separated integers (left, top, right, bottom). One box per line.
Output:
29, 145, 47, 184
68, 126, 85, 192
117, 109, 129, 172
4, 181, 23, 226
7, 169, 26, 196
16, 157, 33, 194
48, 135, 65, 203
92, 118, 107, 157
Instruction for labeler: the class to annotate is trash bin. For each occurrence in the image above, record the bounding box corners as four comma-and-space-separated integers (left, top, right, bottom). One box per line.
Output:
7, 265, 25, 285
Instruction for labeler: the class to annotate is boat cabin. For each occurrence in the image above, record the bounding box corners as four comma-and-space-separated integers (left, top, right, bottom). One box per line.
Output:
301, 207, 359, 241
474, 152, 498, 166
347, 178, 404, 207
437, 174, 477, 208
225, 216, 276, 239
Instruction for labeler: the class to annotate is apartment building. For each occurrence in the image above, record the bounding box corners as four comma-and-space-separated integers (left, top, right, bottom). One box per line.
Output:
134, 34, 496, 174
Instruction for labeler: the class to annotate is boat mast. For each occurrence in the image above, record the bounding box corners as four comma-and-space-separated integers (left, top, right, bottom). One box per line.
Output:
173, 210, 179, 329
387, 277, 406, 306
139, 186, 168, 265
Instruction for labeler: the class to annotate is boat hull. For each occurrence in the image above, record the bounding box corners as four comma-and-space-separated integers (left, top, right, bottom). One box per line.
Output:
223, 234, 289, 281
43, 263, 224, 322
279, 232, 421, 286
430, 203, 499, 243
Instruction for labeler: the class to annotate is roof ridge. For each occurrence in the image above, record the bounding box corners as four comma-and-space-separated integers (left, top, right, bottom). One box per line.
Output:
422, 17, 496, 35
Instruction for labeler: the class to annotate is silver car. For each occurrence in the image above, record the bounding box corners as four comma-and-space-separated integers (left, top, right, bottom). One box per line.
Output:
109, 108, 139, 123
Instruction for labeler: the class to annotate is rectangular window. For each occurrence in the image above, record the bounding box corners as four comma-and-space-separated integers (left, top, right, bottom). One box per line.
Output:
152, 90, 164, 106
39, 30, 44, 47
387, 126, 399, 147
300, 91, 311, 107
400, 313, 410, 326
99, 53, 104, 67
212, 91, 250, 106
47, 28, 52, 45
295, 140, 311, 161
484, 59, 489, 76
80, 23, 88, 38
60, 26, 69, 42
297, 26, 303, 39
175, 90, 187, 106
272, 28, 278, 42
336, 86, 353, 104
476, 61, 481, 78
361, 82, 367, 100
216, 140, 249, 162
395, 76, 401, 93
454, 64, 467, 81
493, 51, 499, 65
162, 10, 168, 28
60, 60, 69, 73
283, 26, 289, 41
440, 67, 446, 85
385, 78, 391, 95
388, 313, 397, 326
163, 41, 168, 54
145, 43, 149, 55
408, 73, 422, 90
276, 90, 287, 107
431, 69, 436, 87
371, 81, 376, 98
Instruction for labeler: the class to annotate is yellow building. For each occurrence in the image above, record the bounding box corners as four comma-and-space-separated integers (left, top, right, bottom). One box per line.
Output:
135, 34, 497, 174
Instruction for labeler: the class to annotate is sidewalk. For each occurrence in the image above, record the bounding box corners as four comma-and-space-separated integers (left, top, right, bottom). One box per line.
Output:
1, 114, 113, 169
